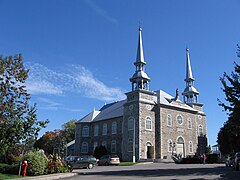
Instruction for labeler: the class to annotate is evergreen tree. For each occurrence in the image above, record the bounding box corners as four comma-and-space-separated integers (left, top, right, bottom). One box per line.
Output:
0, 54, 48, 159
217, 46, 240, 154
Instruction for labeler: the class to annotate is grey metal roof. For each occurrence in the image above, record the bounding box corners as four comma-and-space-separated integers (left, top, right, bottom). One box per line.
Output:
183, 86, 199, 94
130, 70, 150, 80
155, 90, 198, 112
93, 100, 126, 122
78, 110, 101, 123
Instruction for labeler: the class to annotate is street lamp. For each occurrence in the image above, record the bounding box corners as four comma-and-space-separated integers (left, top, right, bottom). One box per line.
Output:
169, 141, 176, 155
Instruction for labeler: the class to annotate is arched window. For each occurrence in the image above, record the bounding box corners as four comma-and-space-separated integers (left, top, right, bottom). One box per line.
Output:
198, 125, 203, 136
167, 114, 172, 127
176, 114, 183, 125
112, 121, 117, 134
177, 136, 184, 144
187, 118, 192, 129
82, 126, 89, 137
189, 141, 193, 153
145, 116, 152, 130
128, 117, 134, 130
81, 142, 88, 153
94, 125, 99, 136
102, 123, 107, 135
111, 140, 116, 153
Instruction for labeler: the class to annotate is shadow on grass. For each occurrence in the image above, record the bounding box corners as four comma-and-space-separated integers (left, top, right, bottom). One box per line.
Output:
0, 173, 20, 179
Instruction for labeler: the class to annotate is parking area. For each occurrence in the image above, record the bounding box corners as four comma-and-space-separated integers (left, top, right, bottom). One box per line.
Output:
64, 163, 240, 180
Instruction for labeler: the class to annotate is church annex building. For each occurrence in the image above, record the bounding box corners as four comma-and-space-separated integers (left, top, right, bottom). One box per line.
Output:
74, 28, 207, 162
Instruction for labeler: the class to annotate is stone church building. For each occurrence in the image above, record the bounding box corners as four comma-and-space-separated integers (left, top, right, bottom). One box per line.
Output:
75, 28, 207, 161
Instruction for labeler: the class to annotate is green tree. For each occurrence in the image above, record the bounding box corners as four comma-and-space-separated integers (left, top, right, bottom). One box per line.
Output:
218, 46, 240, 155
0, 54, 48, 160
61, 119, 77, 143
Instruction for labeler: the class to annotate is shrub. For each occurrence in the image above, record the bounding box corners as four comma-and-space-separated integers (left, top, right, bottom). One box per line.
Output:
23, 151, 48, 176
0, 163, 19, 174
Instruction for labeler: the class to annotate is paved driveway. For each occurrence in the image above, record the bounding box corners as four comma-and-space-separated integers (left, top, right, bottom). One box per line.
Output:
63, 163, 240, 180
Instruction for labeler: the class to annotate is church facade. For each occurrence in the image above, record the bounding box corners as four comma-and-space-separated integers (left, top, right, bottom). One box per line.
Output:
74, 28, 207, 161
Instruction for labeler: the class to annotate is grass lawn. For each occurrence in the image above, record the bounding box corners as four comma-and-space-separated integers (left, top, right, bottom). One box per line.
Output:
119, 162, 138, 166
0, 173, 20, 179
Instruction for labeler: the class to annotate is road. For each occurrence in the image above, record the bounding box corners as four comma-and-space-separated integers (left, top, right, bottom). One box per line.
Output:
63, 163, 240, 180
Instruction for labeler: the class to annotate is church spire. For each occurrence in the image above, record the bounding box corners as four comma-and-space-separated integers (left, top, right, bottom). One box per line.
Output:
135, 27, 146, 65
130, 27, 150, 91
185, 48, 194, 82
182, 48, 199, 104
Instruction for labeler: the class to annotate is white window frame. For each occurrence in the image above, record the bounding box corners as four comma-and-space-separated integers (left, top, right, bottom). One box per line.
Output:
112, 121, 117, 134
187, 118, 192, 129
102, 123, 107, 135
145, 116, 152, 130
94, 125, 99, 136
82, 126, 89, 137
167, 114, 172, 127
128, 117, 134, 130
176, 114, 183, 125
111, 140, 116, 153
81, 142, 88, 153
189, 141, 193, 153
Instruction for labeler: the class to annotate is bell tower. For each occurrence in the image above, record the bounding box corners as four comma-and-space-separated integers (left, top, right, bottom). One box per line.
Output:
129, 27, 150, 91
182, 48, 203, 110
122, 27, 156, 162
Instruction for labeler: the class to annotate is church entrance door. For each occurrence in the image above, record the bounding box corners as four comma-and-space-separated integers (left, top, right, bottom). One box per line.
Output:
176, 137, 185, 157
146, 142, 154, 159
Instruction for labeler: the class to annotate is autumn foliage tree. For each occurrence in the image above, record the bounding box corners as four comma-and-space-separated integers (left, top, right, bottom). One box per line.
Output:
34, 131, 59, 155
34, 119, 77, 155
0, 54, 48, 160
218, 46, 240, 155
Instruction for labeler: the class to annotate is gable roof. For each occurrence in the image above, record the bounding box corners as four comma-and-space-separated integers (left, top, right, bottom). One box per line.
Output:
78, 109, 101, 123
93, 100, 126, 122
155, 90, 198, 112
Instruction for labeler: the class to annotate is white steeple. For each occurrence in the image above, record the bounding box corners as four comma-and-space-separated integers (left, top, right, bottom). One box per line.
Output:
182, 48, 199, 104
130, 27, 150, 91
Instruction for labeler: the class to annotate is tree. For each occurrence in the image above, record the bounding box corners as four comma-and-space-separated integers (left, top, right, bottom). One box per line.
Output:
61, 119, 77, 143
93, 145, 107, 159
217, 46, 240, 155
0, 54, 48, 160
34, 130, 59, 155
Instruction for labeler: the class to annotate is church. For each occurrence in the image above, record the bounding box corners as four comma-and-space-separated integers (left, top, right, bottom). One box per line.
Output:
74, 28, 207, 162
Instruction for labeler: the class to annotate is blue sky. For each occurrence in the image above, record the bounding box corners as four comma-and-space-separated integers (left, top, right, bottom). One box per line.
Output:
0, 0, 239, 146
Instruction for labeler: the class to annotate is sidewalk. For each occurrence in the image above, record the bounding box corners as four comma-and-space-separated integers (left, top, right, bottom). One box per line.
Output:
13, 172, 78, 180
